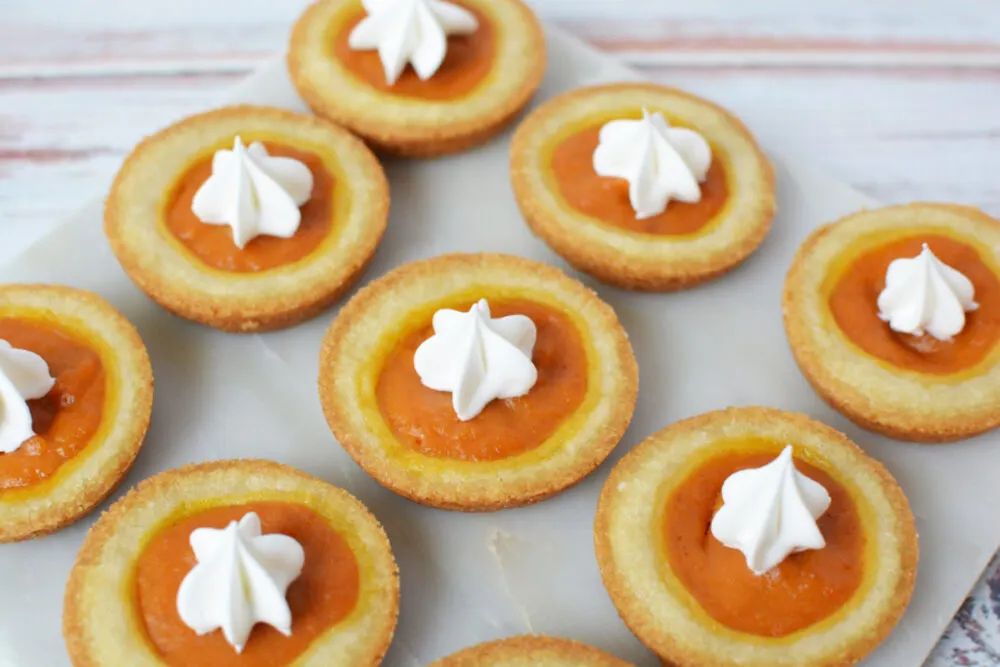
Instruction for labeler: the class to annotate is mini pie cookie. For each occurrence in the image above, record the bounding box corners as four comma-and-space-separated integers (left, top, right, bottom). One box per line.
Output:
319, 253, 638, 511
511, 83, 775, 291
429, 635, 633, 666
64, 459, 398, 667
784, 203, 1000, 442
0, 284, 152, 543
106, 105, 389, 332
288, 0, 546, 156
595, 407, 917, 667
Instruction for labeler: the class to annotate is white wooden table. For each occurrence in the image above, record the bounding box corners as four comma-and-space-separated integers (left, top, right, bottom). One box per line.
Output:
1, 1, 999, 664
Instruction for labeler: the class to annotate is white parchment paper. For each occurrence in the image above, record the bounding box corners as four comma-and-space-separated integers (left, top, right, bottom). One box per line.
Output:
0, 27, 996, 667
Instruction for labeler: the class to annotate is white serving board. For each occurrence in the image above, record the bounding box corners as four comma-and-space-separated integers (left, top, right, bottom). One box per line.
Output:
0, 26, 997, 667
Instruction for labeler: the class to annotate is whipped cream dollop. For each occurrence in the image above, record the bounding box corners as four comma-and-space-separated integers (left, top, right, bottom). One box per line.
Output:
191, 136, 313, 250
0, 339, 55, 454
877, 243, 978, 341
413, 299, 537, 421
710, 446, 831, 575
592, 109, 712, 220
177, 512, 305, 653
348, 0, 479, 85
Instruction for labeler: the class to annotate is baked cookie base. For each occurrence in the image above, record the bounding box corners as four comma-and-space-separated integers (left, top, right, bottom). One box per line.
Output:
784, 203, 1000, 442
105, 105, 389, 333
0, 285, 153, 543
319, 253, 638, 511
288, 0, 546, 157
63, 459, 399, 667
511, 83, 775, 291
595, 407, 917, 667
429, 635, 634, 666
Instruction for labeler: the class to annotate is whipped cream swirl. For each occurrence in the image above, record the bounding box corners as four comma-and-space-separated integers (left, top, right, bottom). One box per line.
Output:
191, 136, 314, 249
348, 0, 479, 85
0, 339, 55, 454
413, 299, 537, 421
177, 512, 305, 653
877, 243, 978, 341
710, 446, 831, 575
593, 109, 711, 220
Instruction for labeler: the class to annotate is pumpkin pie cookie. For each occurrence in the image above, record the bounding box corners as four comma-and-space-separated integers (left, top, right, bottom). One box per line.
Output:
0, 284, 152, 543
595, 407, 917, 667
64, 459, 398, 667
784, 203, 1000, 442
106, 105, 389, 332
429, 635, 633, 666
319, 253, 638, 511
511, 83, 775, 291
288, 0, 545, 156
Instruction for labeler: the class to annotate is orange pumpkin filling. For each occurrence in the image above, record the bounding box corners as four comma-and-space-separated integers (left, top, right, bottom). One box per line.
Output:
376, 299, 588, 462
332, 1, 496, 101
0, 319, 105, 490
663, 447, 864, 637
829, 235, 1000, 374
164, 142, 334, 273
135, 501, 360, 667
551, 123, 729, 235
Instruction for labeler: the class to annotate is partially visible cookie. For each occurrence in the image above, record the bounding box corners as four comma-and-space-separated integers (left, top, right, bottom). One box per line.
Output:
429, 635, 634, 666
64, 459, 399, 667
288, 0, 546, 156
0, 284, 152, 543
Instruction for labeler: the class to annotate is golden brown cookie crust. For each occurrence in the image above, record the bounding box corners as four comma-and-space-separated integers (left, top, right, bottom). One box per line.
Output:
288, 0, 546, 156
784, 203, 1000, 442
63, 459, 399, 667
511, 83, 775, 291
0, 285, 153, 543
105, 105, 389, 332
429, 635, 634, 666
595, 407, 917, 667
318, 253, 638, 511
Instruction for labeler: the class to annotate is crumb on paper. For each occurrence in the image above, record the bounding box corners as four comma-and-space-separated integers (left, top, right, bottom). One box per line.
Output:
487, 528, 535, 634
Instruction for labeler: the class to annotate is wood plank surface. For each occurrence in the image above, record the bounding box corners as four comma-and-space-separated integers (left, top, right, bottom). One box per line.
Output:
0, 1, 999, 664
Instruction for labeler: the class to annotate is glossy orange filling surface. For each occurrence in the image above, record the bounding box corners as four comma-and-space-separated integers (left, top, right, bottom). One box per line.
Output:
376, 299, 588, 462
829, 235, 1000, 374
332, 2, 496, 100
135, 501, 360, 667
663, 449, 864, 637
0, 319, 105, 490
164, 142, 334, 273
551, 124, 729, 235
